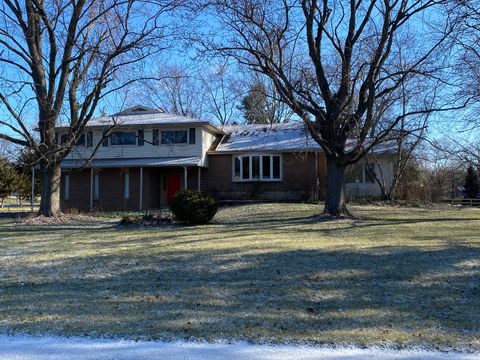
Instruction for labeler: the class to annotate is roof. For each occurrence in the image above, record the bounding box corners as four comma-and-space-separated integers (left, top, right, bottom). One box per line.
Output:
213, 122, 398, 154
56, 106, 223, 134
60, 156, 202, 169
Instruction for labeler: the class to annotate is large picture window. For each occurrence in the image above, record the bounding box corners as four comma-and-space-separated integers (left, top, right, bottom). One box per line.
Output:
233, 154, 282, 182
111, 131, 136, 145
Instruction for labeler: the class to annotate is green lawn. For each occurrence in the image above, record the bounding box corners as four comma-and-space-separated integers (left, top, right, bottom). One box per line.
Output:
0, 204, 479, 350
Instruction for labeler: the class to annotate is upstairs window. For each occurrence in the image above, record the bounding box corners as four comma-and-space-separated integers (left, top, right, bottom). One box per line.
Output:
111, 131, 136, 145
233, 154, 282, 182
161, 130, 188, 145
76, 133, 85, 146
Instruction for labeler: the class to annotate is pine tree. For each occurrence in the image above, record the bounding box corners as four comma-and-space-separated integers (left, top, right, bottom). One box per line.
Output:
0, 157, 18, 207
464, 165, 479, 199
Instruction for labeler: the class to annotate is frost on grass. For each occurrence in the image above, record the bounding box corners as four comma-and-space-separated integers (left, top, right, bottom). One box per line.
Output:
0, 204, 479, 351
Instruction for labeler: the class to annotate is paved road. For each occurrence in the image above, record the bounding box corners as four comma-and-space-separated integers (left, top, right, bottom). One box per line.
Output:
0, 336, 478, 360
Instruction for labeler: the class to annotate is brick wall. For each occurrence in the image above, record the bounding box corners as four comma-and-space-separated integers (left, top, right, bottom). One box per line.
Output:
60, 152, 327, 212
201, 152, 326, 201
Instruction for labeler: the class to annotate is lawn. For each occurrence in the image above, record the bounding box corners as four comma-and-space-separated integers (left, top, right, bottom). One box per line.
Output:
0, 204, 479, 351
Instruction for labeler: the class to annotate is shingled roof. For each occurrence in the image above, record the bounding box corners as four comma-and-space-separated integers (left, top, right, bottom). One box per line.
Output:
213, 122, 398, 154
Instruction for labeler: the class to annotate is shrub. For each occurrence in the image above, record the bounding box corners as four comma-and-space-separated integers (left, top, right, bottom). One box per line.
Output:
170, 189, 218, 225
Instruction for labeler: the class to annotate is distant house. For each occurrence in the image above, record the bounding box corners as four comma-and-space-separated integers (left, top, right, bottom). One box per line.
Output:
57, 105, 396, 211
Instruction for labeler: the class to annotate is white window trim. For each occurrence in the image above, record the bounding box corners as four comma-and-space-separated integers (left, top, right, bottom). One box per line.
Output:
232, 154, 283, 182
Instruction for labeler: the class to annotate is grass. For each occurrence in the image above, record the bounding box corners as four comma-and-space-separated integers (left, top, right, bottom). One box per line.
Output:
0, 203, 479, 350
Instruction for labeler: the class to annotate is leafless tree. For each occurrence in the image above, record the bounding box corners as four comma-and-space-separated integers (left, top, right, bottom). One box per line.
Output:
0, 0, 183, 216
142, 65, 208, 118
204, 0, 463, 216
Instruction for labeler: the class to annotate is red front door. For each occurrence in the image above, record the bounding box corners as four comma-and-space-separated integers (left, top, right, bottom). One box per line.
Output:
167, 173, 182, 205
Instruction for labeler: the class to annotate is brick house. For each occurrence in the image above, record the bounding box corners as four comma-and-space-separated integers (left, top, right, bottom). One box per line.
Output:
57, 105, 396, 211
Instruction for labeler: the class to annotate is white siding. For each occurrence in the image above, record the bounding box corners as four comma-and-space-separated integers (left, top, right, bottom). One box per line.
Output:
64, 126, 216, 164
345, 156, 394, 197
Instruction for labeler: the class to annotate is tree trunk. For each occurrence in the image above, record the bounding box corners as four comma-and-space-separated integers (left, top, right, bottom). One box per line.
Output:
38, 164, 62, 217
323, 156, 349, 217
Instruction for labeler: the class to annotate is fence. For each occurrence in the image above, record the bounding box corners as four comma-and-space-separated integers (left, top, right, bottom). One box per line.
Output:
441, 198, 480, 206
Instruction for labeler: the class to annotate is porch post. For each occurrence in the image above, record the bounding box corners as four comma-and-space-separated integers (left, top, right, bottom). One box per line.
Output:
139, 167, 143, 211
90, 168, 93, 211
31, 167, 35, 212
184, 166, 188, 189
198, 167, 201, 191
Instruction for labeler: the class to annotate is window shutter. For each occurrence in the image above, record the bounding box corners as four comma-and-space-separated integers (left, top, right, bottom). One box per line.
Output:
138, 130, 144, 146
189, 128, 196, 144
153, 129, 159, 145
86, 132, 93, 147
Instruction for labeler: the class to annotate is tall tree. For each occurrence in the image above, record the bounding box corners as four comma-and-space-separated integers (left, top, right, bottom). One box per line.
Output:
0, 0, 182, 216
0, 157, 17, 208
464, 165, 479, 199
239, 79, 293, 124
205, 0, 460, 216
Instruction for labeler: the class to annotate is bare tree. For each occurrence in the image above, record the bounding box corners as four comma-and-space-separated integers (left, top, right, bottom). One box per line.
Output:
142, 65, 207, 118
204, 0, 461, 216
0, 0, 182, 216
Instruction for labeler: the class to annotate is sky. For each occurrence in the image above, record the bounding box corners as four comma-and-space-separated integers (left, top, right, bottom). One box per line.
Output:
0, 1, 477, 163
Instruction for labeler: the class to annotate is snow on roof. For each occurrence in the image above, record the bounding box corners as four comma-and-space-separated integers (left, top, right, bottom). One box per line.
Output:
56, 106, 222, 133
61, 157, 202, 168
215, 122, 398, 154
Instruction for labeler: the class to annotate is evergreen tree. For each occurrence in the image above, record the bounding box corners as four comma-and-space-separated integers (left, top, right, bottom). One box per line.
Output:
0, 157, 18, 207
464, 165, 479, 198
240, 82, 271, 124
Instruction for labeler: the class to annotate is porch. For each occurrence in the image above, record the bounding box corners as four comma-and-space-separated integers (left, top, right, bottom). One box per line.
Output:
58, 157, 204, 212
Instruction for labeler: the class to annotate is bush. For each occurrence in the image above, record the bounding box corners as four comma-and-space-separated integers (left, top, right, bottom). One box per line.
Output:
119, 212, 172, 226
170, 189, 218, 225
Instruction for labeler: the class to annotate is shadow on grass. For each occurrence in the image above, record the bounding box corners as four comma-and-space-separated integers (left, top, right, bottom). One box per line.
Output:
0, 243, 479, 348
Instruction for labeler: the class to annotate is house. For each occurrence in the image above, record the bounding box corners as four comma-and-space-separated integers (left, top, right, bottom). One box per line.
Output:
57, 105, 397, 211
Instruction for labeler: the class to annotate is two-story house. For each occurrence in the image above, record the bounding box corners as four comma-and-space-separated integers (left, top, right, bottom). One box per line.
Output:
57, 105, 396, 211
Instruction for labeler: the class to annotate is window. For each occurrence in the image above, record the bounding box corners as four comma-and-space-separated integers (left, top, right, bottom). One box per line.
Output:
189, 128, 196, 144
86, 131, 93, 147
63, 174, 70, 200
262, 156, 271, 179
76, 133, 85, 146
61, 134, 68, 144
123, 172, 130, 200
365, 163, 376, 183
233, 154, 282, 182
161, 130, 188, 144
137, 130, 144, 146
152, 129, 159, 145
346, 163, 376, 184
234, 157, 241, 180
111, 131, 136, 145
102, 137, 109, 147
252, 156, 260, 180
55, 132, 59, 145
93, 173, 100, 200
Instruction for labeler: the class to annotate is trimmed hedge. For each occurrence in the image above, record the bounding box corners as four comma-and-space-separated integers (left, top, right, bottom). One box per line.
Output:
170, 189, 218, 225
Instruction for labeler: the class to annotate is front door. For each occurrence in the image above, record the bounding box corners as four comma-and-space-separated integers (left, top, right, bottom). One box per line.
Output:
167, 173, 182, 205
